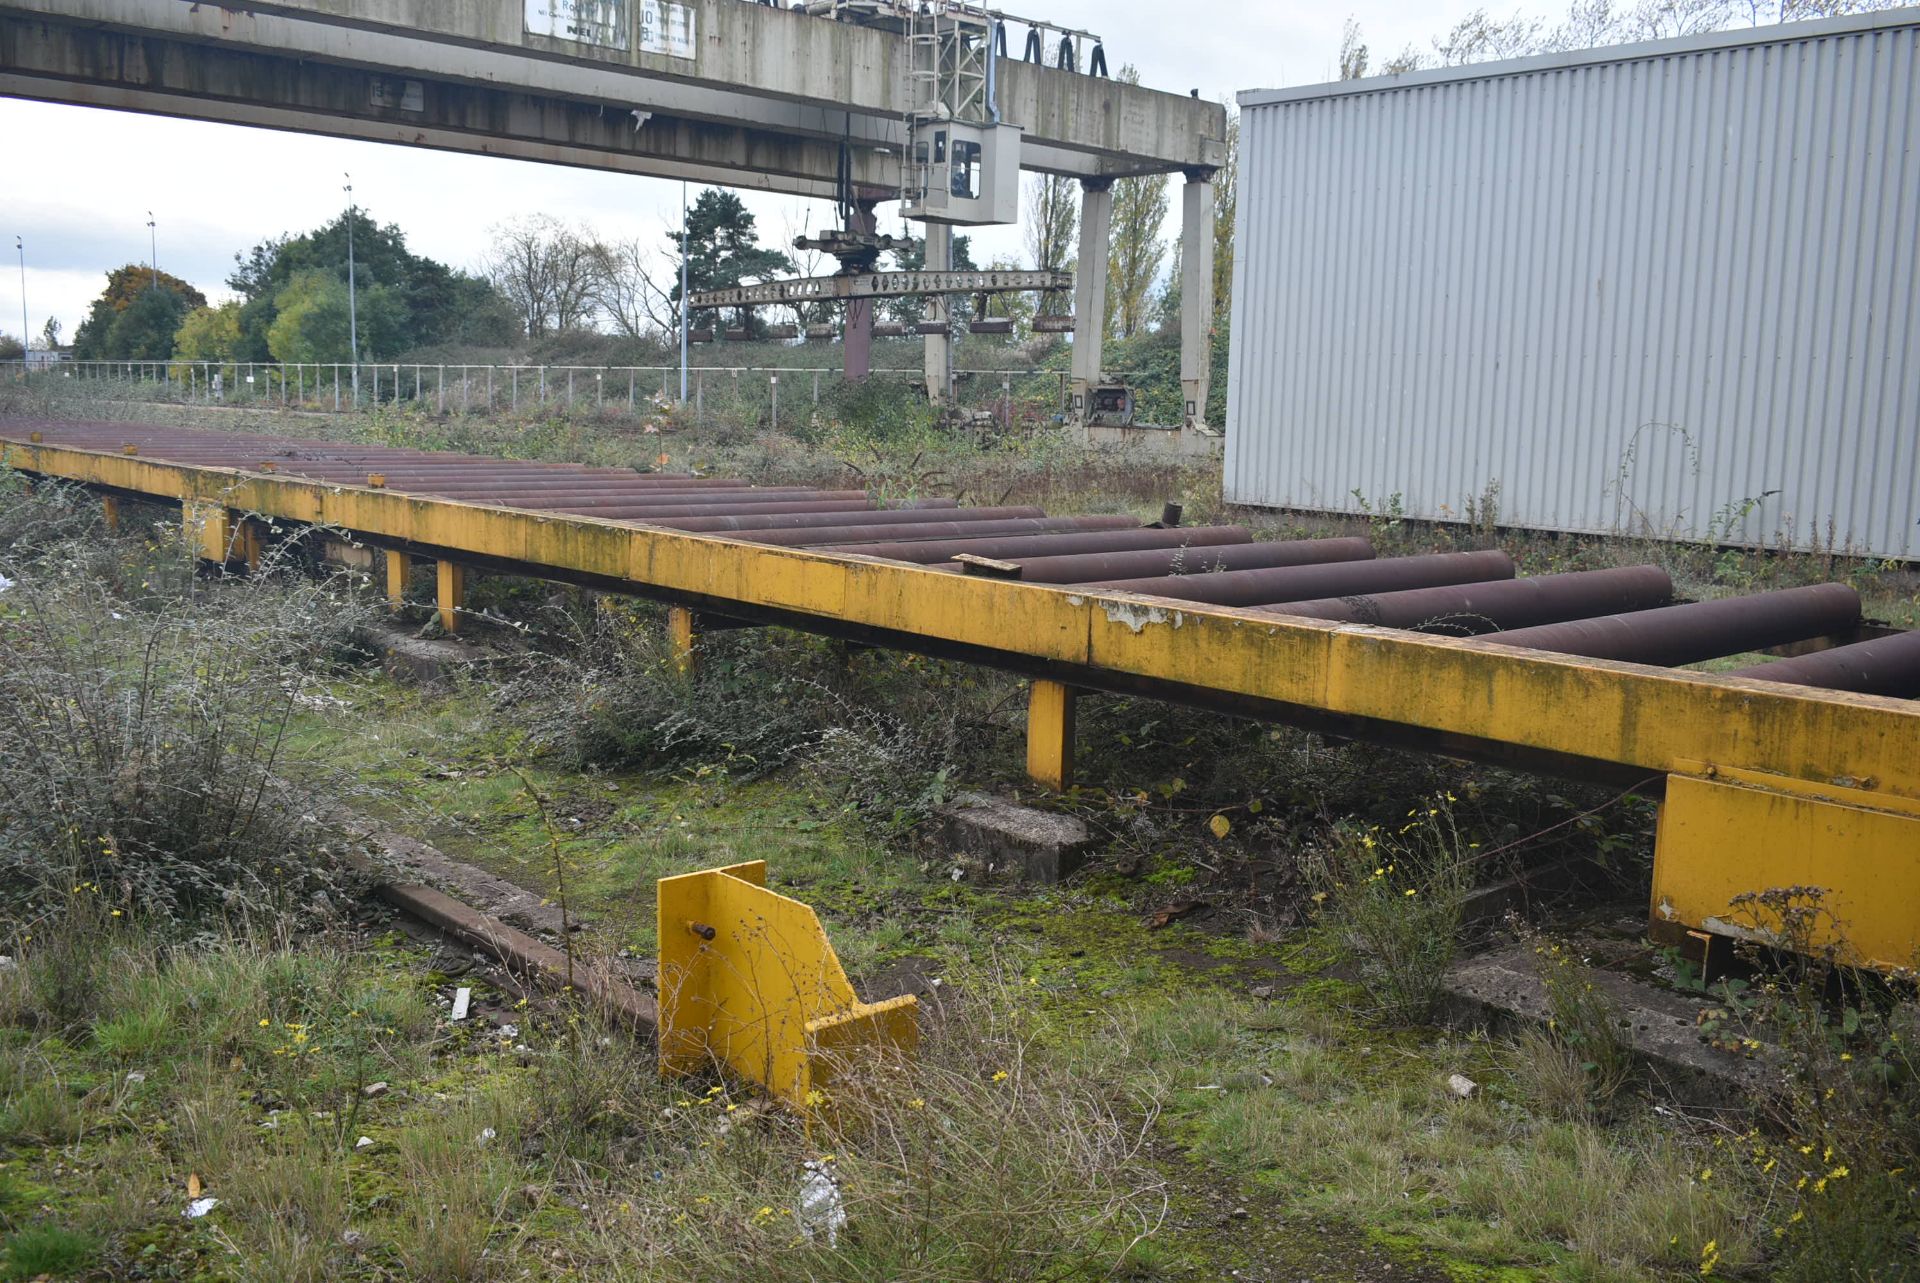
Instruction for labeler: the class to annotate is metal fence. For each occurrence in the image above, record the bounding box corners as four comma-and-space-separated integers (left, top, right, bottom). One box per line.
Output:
3, 359, 1073, 429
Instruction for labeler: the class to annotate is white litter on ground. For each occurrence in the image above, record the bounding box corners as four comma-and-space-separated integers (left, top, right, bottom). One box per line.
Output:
797, 1161, 846, 1248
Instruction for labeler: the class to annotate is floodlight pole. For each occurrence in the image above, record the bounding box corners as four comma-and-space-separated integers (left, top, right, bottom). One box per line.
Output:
15, 236, 28, 371
687, 180, 695, 401
344, 174, 359, 405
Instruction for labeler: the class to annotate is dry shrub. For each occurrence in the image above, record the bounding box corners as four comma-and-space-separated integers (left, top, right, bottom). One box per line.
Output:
0, 479, 376, 937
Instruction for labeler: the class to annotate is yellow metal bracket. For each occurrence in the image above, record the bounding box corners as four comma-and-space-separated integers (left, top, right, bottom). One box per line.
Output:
656, 860, 918, 1109
1653, 771, 1920, 972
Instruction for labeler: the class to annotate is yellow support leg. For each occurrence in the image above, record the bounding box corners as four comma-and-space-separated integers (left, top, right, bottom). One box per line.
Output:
180, 500, 232, 564
101, 495, 121, 533
1652, 771, 1920, 972
236, 519, 266, 573
657, 860, 917, 1110
436, 560, 465, 634
1026, 678, 1078, 792
384, 550, 410, 613
667, 606, 699, 678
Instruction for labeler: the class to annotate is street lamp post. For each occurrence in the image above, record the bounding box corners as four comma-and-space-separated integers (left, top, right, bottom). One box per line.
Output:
687, 177, 695, 403
146, 211, 157, 290
15, 236, 28, 372
343, 174, 359, 406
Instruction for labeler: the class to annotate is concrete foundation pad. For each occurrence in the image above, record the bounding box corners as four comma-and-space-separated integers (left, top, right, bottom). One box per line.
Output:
933, 791, 1096, 884
359, 622, 491, 685
1441, 945, 1775, 1110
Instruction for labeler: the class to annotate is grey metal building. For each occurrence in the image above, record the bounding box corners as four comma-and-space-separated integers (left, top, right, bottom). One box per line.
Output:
1226, 12, 1920, 560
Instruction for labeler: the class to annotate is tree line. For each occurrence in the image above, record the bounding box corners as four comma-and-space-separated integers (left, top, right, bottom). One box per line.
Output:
68, 210, 518, 366
51, 111, 1242, 368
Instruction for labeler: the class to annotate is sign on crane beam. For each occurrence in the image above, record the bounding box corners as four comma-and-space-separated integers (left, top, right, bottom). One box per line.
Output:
689, 269, 1071, 310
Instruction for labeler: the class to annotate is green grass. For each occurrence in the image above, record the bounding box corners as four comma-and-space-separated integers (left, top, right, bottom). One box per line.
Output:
1, 1225, 100, 1280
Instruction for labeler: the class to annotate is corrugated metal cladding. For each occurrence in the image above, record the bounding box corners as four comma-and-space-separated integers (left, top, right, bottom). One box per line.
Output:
1226, 12, 1920, 560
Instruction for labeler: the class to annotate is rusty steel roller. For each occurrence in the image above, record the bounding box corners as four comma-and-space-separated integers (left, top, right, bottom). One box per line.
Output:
1089, 550, 1515, 607
734, 516, 1143, 546
829, 526, 1251, 564
1484, 584, 1862, 666
1730, 629, 1920, 697
652, 505, 1051, 533
1260, 565, 1673, 633
1004, 536, 1375, 584
523, 499, 880, 520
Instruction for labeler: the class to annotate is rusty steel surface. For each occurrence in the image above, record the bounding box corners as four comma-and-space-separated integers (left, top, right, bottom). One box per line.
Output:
652, 506, 1054, 534
1090, 550, 1516, 607
828, 526, 1254, 564
1259, 566, 1674, 634
1487, 584, 1863, 666
736, 516, 1144, 546
6, 418, 1910, 701
1001, 535, 1375, 584
1730, 628, 1920, 697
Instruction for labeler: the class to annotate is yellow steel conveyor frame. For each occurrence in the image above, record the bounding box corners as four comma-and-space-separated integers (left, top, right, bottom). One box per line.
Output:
5, 436, 1918, 971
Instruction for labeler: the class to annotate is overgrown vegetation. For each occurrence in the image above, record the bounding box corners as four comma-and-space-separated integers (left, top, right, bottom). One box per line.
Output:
0, 478, 374, 944
2, 397, 1917, 1280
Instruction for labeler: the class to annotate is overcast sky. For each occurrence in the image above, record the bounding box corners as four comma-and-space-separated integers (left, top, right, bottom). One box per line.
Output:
1, 0, 1478, 344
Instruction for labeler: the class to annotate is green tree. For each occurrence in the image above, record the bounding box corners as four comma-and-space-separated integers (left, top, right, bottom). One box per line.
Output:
668, 189, 793, 338
102, 287, 194, 361
0, 334, 22, 361
172, 301, 243, 364
1025, 174, 1078, 318
72, 265, 207, 360
1105, 67, 1169, 341
265, 270, 405, 364
229, 210, 513, 360
1212, 106, 1238, 326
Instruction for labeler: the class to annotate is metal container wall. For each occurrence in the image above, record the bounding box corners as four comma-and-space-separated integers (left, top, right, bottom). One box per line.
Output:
1228, 12, 1920, 560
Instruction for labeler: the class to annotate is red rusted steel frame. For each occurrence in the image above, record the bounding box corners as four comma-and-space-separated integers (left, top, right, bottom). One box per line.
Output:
1090, 551, 1516, 607
1004, 536, 1374, 584
1485, 584, 1863, 666
1258, 566, 1674, 633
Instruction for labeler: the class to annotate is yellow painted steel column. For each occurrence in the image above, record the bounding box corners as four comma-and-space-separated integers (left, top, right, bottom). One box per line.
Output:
101, 495, 121, 532
180, 500, 231, 564
1652, 771, 1920, 973
1026, 679, 1078, 792
667, 606, 699, 678
436, 560, 466, 634
236, 519, 266, 573
384, 550, 410, 613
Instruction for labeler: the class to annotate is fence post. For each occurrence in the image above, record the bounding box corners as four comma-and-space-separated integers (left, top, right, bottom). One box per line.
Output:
770, 374, 779, 432
813, 371, 820, 404
334, 365, 340, 411
628, 369, 635, 413
512, 367, 518, 411
696, 371, 704, 424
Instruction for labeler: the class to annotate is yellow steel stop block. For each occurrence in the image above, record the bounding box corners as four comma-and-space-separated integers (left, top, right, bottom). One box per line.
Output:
656, 860, 918, 1109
